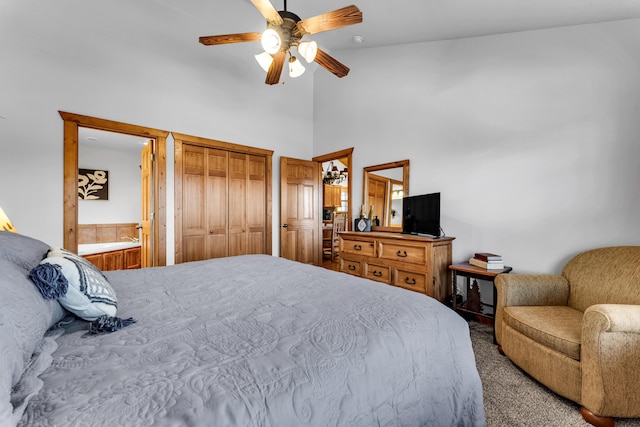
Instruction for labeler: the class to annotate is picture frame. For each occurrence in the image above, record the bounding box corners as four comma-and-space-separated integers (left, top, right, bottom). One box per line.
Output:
78, 169, 109, 200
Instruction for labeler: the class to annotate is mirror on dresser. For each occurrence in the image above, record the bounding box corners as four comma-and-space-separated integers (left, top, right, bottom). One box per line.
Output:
362, 160, 410, 231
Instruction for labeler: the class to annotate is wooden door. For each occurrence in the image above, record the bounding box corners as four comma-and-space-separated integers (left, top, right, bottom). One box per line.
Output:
280, 157, 321, 265
228, 152, 247, 256
228, 153, 268, 256
173, 132, 273, 264
181, 145, 229, 262
181, 145, 208, 262
140, 141, 153, 267
367, 174, 388, 225
206, 149, 229, 259
246, 154, 267, 254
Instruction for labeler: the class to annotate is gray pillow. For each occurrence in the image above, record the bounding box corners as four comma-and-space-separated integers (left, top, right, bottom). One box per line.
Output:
0, 231, 50, 272
0, 233, 66, 426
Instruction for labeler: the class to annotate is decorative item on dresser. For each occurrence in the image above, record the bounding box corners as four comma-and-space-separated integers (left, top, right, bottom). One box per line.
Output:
339, 231, 454, 302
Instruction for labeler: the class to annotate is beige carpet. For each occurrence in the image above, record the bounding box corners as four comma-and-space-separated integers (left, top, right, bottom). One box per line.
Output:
468, 321, 640, 427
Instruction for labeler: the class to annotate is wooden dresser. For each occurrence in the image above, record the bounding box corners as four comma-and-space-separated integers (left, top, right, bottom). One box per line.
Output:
339, 231, 454, 302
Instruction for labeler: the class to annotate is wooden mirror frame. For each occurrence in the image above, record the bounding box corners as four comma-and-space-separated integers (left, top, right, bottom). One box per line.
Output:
60, 111, 169, 265
362, 160, 410, 232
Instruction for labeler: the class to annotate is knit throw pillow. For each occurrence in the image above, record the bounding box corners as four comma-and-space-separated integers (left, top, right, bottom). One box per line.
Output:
29, 248, 135, 334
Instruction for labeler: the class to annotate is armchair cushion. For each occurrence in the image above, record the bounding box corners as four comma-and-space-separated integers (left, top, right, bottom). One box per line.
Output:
503, 305, 583, 360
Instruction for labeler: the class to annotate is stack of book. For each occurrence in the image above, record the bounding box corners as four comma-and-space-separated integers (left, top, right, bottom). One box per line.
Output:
469, 252, 504, 270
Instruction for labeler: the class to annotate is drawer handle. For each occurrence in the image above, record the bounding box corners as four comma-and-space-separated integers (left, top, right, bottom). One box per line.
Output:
354, 244, 362, 251
404, 277, 416, 285
396, 250, 408, 257
373, 271, 382, 277
348, 264, 356, 271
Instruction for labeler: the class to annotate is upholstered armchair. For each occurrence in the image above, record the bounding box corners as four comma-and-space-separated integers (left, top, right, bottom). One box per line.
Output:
495, 246, 640, 427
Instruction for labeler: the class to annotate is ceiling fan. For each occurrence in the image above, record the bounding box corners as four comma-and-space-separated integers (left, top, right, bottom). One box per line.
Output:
199, 0, 362, 85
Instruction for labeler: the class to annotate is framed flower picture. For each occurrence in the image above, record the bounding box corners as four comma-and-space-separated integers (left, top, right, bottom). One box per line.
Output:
78, 169, 109, 200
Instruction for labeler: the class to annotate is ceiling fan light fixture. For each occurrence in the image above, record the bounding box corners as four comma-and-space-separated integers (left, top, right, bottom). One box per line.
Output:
297, 40, 317, 63
288, 55, 305, 78
261, 28, 281, 54
255, 51, 273, 72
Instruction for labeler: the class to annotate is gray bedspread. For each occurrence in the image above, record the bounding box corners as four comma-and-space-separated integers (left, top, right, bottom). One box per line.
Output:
20, 255, 485, 426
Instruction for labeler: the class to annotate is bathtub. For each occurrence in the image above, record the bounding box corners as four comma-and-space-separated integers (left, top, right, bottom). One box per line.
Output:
78, 241, 141, 256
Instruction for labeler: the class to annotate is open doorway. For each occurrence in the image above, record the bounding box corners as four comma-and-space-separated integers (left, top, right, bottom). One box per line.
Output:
77, 127, 153, 268
312, 148, 353, 271
60, 111, 170, 266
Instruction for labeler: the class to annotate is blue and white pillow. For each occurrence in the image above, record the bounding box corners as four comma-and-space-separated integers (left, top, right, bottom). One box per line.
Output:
29, 247, 134, 333
37, 248, 117, 320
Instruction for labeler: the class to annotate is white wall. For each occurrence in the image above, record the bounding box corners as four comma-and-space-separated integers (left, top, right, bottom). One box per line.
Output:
314, 20, 640, 273
78, 144, 141, 225
0, 0, 314, 256
3, 2, 639, 271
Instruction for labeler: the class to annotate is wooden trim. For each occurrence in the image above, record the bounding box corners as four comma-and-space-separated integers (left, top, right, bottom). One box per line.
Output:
60, 111, 169, 266
63, 119, 79, 248
173, 133, 273, 264
171, 132, 274, 156
173, 137, 184, 263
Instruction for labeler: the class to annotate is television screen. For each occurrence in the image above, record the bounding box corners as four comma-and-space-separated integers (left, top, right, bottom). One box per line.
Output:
402, 192, 441, 237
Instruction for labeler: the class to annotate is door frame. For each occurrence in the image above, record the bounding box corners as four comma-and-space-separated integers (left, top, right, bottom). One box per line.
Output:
60, 111, 169, 266
312, 147, 354, 232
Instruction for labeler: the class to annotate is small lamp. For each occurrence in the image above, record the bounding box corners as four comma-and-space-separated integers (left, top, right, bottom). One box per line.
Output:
255, 51, 274, 72
297, 40, 317, 63
261, 28, 281, 54
288, 56, 305, 78
0, 207, 17, 233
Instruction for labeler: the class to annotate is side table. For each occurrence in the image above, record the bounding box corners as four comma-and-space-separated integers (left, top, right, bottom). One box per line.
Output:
449, 262, 512, 343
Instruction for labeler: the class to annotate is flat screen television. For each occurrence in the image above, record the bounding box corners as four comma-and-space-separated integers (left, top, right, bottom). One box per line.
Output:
402, 192, 441, 237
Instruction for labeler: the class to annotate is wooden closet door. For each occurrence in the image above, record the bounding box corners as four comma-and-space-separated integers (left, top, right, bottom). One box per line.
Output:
227, 153, 267, 256
228, 153, 247, 256
174, 132, 273, 264
182, 145, 207, 262
247, 155, 267, 254
182, 146, 229, 261
206, 149, 229, 258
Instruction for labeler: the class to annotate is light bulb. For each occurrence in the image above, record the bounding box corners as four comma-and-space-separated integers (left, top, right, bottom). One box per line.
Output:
261, 29, 281, 54
288, 56, 305, 78
297, 40, 317, 63
255, 52, 273, 72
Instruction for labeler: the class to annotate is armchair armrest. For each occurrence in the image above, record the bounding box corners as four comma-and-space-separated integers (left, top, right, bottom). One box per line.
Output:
581, 304, 640, 418
494, 274, 569, 344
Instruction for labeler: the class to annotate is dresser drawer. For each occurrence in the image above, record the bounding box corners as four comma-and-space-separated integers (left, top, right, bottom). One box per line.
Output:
341, 238, 376, 257
340, 259, 363, 276
365, 262, 391, 283
393, 268, 427, 293
379, 241, 427, 265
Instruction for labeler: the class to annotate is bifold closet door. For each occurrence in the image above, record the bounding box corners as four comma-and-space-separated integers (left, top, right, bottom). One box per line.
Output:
182, 145, 229, 262
228, 153, 267, 256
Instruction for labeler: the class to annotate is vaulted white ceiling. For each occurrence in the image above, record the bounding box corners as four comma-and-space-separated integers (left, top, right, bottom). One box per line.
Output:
194, 0, 640, 51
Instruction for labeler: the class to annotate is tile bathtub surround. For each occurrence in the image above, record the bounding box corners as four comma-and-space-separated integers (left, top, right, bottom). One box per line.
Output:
78, 223, 138, 244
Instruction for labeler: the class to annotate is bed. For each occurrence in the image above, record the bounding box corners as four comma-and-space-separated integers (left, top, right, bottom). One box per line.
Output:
1, 231, 485, 426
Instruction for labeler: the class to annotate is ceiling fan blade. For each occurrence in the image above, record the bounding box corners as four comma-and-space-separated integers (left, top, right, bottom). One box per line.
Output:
251, 0, 283, 25
199, 32, 262, 46
265, 51, 286, 85
297, 5, 362, 35
314, 48, 350, 78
